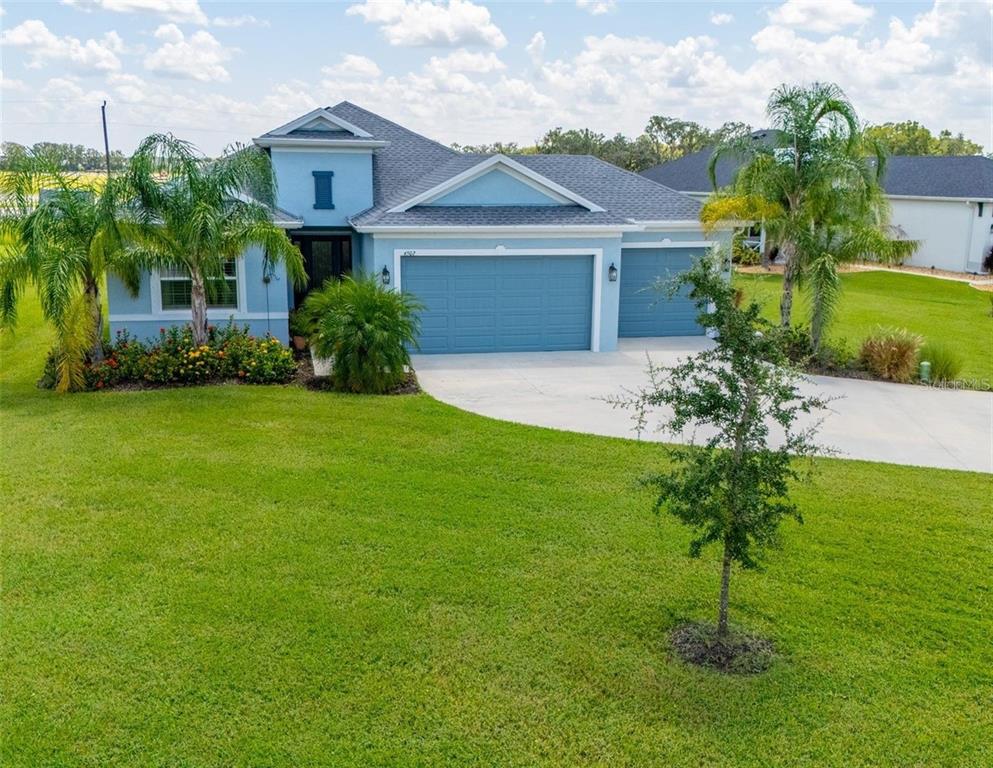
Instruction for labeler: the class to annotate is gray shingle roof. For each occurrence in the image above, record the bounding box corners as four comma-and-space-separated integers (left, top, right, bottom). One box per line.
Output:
880, 156, 993, 198
327, 102, 459, 208
345, 149, 700, 227
642, 147, 993, 200
354, 205, 630, 228
263, 102, 702, 227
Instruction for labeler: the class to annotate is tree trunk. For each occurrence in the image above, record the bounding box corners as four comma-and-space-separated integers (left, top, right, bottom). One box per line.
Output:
85, 278, 104, 363
717, 540, 732, 637
190, 269, 208, 346
779, 240, 799, 327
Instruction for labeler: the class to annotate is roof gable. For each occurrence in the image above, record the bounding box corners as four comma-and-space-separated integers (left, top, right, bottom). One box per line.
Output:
423, 167, 573, 207
389, 155, 605, 213
266, 108, 372, 138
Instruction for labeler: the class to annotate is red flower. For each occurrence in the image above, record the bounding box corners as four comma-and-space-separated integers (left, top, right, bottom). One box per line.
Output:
95, 381, 104, 389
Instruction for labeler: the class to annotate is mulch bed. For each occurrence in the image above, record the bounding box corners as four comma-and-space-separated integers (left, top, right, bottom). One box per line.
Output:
296, 353, 421, 395
670, 622, 776, 675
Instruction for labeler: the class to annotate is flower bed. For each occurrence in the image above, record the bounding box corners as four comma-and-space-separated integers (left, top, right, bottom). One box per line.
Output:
43, 324, 298, 391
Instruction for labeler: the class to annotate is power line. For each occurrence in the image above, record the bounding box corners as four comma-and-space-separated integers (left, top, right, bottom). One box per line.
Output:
2, 97, 289, 120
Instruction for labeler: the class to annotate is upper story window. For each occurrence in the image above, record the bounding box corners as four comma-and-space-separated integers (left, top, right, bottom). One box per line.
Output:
313, 171, 335, 210
979, 202, 985, 217
159, 261, 238, 310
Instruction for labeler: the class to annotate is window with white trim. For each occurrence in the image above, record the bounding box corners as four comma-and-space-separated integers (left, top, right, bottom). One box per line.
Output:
159, 260, 238, 310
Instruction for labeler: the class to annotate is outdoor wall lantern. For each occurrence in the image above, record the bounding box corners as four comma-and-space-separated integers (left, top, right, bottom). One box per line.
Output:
381, 265, 391, 285
608, 262, 618, 282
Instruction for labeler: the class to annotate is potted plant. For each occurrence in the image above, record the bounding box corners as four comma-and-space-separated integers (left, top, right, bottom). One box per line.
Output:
288, 310, 309, 352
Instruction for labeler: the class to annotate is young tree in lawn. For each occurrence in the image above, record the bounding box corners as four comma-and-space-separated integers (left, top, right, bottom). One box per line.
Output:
612, 251, 830, 639
705, 82, 885, 328
125, 134, 305, 346
0, 149, 146, 390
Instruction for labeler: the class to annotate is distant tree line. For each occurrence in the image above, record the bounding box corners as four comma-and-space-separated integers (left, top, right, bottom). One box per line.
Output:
862, 121, 983, 157
453, 116, 986, 171
0, 142, 129, 172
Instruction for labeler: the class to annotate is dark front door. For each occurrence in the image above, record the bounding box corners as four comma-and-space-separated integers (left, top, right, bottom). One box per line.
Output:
293, 234, 352, 304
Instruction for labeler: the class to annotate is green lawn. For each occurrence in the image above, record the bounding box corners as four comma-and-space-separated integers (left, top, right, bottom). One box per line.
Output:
2, 298, 991, 767
734, 269, 993, 386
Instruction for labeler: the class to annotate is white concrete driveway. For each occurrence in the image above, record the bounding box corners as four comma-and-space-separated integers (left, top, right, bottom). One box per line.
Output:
413, 339, 993, 474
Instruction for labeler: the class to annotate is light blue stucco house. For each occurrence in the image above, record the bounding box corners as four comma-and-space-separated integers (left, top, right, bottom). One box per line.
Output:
108, 102, 720, 353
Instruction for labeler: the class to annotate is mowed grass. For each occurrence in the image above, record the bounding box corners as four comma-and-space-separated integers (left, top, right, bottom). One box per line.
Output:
2, 297, 992, 767
735, 269, 993, 385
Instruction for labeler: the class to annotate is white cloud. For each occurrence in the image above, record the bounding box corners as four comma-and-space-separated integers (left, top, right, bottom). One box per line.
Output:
768, 0, 873, 34
0, 20, 123, 72
212, 15, 269, 28
143, 24, 234, 82
427, 50, 505, 74
576, 0, 616, 15
2, 0, 986, 159
0, 69, 29, 92
710, 12, 733, 26
346, 0, 507, 48
526, 31, 546, 66
61, 0, 209, 25
322, 54, 382, 79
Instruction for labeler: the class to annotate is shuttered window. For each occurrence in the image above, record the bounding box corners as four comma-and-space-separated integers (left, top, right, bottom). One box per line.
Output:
313, 171, 335, 210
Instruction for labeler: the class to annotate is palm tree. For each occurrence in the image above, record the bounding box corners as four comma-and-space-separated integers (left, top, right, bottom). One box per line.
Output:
0, 152, 145, 390
705, 82, 887, 328
797, 194, 917, 351
125, 134, 305, 346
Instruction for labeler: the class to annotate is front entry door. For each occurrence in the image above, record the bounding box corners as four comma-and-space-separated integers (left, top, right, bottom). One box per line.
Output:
293, 235, 352, 304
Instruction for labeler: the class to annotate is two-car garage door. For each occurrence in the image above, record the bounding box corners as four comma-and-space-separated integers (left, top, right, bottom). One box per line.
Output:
403, 254, 593, 354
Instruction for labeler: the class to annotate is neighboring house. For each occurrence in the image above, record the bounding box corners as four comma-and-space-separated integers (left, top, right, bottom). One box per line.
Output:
641, 141, 993, 274
108, 102, 722, 352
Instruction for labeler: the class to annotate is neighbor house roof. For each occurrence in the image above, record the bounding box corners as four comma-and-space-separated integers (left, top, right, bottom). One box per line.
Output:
642, 144, 993, 201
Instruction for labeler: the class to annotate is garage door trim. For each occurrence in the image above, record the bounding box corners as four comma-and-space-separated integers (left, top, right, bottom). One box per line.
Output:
393, 247, 603, 351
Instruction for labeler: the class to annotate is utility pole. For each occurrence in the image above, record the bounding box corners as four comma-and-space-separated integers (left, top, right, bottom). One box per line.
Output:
100, 100, 111, 177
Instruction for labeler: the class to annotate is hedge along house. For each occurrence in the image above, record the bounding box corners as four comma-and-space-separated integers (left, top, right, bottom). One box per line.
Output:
108, 103, 722, 352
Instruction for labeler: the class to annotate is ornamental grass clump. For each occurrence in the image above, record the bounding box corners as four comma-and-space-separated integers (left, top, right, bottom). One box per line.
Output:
302, 275, 422, 394
918, 341, 963, 384
859, 327, 923, 382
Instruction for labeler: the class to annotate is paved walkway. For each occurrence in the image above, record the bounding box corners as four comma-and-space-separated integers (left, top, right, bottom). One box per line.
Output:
413, 339, 993, 474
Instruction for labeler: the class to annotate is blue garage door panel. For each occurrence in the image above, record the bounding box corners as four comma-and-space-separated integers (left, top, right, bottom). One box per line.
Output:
618, 248, 705, 338
403, 255, 593, 353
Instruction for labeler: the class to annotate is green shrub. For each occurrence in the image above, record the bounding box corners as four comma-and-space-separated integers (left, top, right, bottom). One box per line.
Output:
731, 232, 760, 266
918, 341, 963, 384
859, 327, 923, 383
770, 324, 814, 365
303, 275, 422, 394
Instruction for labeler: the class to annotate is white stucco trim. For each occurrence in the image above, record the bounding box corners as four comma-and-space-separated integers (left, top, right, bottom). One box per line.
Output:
355, 225, 641, 235
263, 108, 373, 138
150, 259, 247, 316
254, 137, 387, 150
109, 312, 289, 322
387, 155, 606, 213
393, 246, 605, 352
622, 240, 717, 249
886, 194, 993, 203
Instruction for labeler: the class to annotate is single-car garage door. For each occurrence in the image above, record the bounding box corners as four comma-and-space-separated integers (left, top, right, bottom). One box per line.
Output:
618, 248, 704, 337
403, 254, 593, 354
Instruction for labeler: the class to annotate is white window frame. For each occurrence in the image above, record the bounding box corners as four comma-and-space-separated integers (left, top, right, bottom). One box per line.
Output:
392, 246, 605, 352
150, 259, 247, 319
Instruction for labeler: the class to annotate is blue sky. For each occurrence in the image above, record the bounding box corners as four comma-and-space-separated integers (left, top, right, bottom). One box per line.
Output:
2, 1, 990, 155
